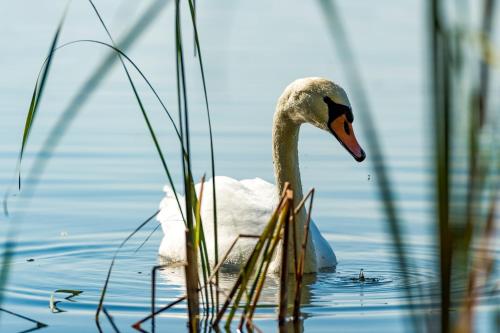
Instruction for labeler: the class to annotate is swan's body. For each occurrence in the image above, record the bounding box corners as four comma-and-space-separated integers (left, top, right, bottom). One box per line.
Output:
158, 176, 336, 272
158, 77, 365, 273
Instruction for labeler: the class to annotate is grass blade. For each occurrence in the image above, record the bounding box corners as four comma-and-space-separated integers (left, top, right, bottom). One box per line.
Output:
174, 1, 200, 329
185, 1, 219, 309
95, 210, 159, 325
86, 0, 185, 221
16, 8, 67, 192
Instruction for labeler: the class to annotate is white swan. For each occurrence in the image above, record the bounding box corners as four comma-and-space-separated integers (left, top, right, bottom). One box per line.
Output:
158, 77, 365, 273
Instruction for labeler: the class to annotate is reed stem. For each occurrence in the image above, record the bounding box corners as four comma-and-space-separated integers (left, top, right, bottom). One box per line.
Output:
278, 190, 293, 324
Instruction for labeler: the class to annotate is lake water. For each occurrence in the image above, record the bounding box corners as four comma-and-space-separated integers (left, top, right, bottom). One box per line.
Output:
0, 0, 498, 332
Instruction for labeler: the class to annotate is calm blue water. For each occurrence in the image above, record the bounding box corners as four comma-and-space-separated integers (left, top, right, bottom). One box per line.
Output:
0, 0, 498, 332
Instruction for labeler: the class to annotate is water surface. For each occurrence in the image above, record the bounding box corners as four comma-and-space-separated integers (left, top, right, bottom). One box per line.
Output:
0, 0, 498, 332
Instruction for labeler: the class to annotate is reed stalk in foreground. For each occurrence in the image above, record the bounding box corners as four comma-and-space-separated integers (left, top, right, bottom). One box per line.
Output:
430, 1, 498, 332
176, 1, 200, 325
292, 189, 315, 320
278, 190, 293, 324
131, 183, 317, 331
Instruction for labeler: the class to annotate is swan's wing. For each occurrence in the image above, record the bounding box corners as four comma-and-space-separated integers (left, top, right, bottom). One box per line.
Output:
159, 177, 337, 270
239, 177, 277, 199
158, 176, 279, 264
197, 176, 278, 245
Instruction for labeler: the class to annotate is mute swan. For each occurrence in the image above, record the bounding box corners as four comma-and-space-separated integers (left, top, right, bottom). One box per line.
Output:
158, 77, 365, 273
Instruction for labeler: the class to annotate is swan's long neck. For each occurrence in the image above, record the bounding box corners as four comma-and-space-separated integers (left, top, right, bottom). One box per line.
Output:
272, 106, 316, 271
272, 112, 304, 206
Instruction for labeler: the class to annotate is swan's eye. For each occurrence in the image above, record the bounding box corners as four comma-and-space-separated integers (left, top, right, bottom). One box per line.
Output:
324, 96, 354, 123
344, 120, 350, 135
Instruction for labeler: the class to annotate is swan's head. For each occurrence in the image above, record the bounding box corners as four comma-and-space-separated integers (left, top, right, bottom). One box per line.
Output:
279, 77, 366, 162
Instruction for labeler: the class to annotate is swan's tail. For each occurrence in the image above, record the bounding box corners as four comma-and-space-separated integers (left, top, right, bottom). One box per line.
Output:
157, 186, 187, 261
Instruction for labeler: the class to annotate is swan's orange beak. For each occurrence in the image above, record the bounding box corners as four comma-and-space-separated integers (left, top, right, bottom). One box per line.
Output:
329, 115, 366, 162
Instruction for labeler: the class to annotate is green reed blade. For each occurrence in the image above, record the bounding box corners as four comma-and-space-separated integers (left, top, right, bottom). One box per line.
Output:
16, 9, 66, 191
186, 1, 219, 308
194, 175, 206, 252
95, 210, 159, 325
86, 0, 185, 224
193, 175, 213, 318
176, 0, 220, 323
430, 2, 452, 330
175, 2, 200, 328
